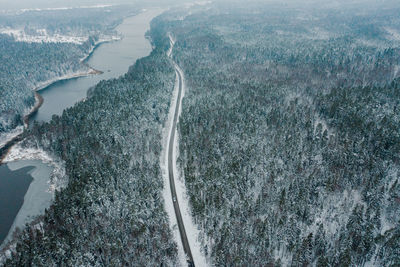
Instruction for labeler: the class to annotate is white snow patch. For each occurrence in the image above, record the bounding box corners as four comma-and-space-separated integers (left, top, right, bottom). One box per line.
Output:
184, 1, 213, 8
0, 28, 89, 44
0, 143, 67, 257
16, 5, 114, 14
364, 246, 382, 267
393, 65, 400, 80
0, 126, 23, 149
380, 167, 399, 235
34, 68, 98, 92
4, 143, 68, 192
273, 244, 293, 266
307, 189, 365, 240
307, 27, 333, 40
385, 27, 400, 42
314, 115, 331, 136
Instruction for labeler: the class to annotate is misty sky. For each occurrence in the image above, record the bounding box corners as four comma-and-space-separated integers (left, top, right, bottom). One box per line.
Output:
0, 0, 142, 10
0, 0, 398, 12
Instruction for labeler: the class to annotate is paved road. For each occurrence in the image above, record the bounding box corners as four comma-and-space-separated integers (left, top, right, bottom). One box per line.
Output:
168, 40, 195, 267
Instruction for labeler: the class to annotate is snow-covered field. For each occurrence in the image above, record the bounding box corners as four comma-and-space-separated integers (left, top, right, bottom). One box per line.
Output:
0, 27, 121, 45
3, 143, 67, 193
18, 5, 113, 13
0, 28, 88, 44
0, 4, 114, 16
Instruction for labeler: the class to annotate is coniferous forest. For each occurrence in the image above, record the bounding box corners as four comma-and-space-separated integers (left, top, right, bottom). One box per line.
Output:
1, 1, 400, 266
3, 29, 178, 265
0, 5, 136, 134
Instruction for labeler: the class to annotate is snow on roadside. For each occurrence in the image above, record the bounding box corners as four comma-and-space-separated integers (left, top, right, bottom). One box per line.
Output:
161, 36, 187, 266
174, 64, 208, 266
173, 126, 209, 267
160, 69, 187, 267
160, 36, 208, 266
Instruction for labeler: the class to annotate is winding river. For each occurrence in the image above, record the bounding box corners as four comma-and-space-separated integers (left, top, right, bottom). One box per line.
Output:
0, 8, 163, 246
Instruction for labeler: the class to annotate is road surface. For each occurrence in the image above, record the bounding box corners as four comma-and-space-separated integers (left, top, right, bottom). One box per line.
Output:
167, 37, 195, 267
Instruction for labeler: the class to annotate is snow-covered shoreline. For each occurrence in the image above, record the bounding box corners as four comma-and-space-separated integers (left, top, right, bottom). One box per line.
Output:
0, 36, 111, 153
34, 37, 122, 92
0, 126, 23, 150
34, 68, 102, 93
3, 144, 67, 192
0, 143, 67, 260
80, 36, 122, 63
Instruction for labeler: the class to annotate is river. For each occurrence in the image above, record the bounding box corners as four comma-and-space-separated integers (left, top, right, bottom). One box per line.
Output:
32, 9, 161, 122
0, 8, 162, 246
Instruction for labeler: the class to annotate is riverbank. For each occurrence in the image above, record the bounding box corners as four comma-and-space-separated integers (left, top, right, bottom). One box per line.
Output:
80, 36, 122, 63
0, 8, 166, 264
0, 92, 44, 164
0, 71, 102, 165
0, 144, 67, 251
23, 92, 43, 127
0, 40, 107, 161
34, 67, 103, 93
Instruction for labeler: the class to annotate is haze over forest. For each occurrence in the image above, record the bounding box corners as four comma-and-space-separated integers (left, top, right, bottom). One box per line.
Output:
0, 0, 399, 266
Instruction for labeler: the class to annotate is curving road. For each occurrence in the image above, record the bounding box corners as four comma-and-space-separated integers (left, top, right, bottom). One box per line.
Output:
167, 37, 195, 267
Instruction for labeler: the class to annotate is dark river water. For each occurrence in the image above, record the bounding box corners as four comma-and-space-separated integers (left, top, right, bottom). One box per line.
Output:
0, 9, 162, 246
0, 164, 33, 242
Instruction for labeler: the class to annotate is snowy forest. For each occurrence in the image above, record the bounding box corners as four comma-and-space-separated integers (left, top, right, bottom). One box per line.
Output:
160, 1, 400, 265
0, 5, 137, 135
2, 28, 178, 265
1, 0, 400, 266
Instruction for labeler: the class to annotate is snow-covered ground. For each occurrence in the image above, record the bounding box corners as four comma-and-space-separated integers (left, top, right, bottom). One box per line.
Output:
385, 27, 400, 42
0, 28, 88, 44
0, 4, 114, 16
0, 27, 121, 45
79, 35, 122, 62
3, 143, 67, 192
18, 4, 113, 13
32, 35, 121, 91
160, 36, 208, 266
34, 68, 98, 92
0, 126, 23, 149
0, 143, 67, 261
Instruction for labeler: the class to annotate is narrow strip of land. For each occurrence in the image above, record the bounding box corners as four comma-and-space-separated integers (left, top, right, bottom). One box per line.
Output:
0, 92, 43, 164
167, 37, 195, 267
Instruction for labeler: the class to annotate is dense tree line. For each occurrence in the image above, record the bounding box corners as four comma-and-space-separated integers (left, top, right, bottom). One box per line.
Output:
154, 2, 400, 266
2, 1, 400, 266
0, 34, 88, 133
2, 28, 178, 265
0, 6, 137, 137
0, 6, 136, 38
